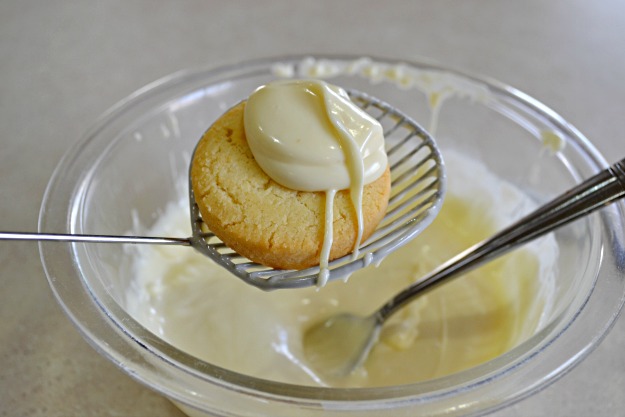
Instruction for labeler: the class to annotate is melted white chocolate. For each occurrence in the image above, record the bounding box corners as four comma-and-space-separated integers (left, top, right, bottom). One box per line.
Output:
125, 151, 557, 388
244, 80, 388, 283
244, 80, 387, 192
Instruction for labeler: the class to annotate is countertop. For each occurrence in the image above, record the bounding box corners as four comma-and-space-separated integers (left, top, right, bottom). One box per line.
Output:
1, 1, 624, 416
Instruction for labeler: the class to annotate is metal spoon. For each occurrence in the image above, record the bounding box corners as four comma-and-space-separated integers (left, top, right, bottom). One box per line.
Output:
303, 157, 625, 377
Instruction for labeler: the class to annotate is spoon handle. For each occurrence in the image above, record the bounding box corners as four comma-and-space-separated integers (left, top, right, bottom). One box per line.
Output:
0, 231, 191, 246
377, 157, 625, 321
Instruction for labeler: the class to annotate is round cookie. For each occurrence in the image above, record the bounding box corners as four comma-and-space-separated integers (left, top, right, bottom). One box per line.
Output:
191, 101, 391, 270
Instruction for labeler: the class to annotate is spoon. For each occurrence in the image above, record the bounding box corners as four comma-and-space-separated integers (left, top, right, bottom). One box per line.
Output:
303, 157, 625, 377
0, 91, 445, 290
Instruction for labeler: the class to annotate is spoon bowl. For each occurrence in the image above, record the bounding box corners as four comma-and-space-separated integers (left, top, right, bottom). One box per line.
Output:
304, 314, 381, 378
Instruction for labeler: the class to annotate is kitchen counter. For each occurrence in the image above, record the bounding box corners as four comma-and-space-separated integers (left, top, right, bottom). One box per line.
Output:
1, 1, 624, 416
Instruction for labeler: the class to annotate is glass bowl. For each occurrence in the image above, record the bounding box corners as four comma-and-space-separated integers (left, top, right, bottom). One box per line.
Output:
39, 55, 625, 416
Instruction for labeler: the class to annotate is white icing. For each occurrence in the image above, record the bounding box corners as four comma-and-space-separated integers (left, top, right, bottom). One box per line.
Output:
126, 150, 557, 388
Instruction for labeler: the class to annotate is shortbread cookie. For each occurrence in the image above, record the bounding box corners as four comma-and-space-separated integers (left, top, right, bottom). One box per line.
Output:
191, 102, 390, 270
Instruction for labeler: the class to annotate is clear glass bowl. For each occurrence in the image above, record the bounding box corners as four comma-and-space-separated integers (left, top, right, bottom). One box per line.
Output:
39, 55, 625, 416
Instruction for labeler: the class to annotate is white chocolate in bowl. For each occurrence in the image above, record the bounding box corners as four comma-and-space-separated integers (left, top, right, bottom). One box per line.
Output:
124, 149, 557, 388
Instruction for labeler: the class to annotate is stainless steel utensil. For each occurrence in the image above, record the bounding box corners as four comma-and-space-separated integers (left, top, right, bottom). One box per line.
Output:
1, 90, 445, 290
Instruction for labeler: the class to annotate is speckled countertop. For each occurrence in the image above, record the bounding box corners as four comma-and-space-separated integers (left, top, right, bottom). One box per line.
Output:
1, 1, 624, 416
